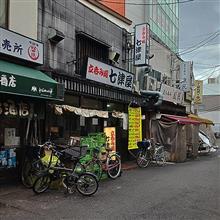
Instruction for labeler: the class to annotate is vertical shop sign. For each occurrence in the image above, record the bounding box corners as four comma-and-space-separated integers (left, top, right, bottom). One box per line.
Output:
194, 80, 203, 104
134, 23, 150, 66
104, 127, 116, 152
180, 61, 192, 92
128, 107, 142, 150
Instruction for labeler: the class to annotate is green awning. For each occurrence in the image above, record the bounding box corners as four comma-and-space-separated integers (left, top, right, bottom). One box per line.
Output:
0, 60, 64, 101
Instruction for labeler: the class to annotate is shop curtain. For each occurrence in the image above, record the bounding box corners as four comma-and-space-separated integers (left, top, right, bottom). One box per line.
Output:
54, 105, 109, 118
112, 111, 128, 130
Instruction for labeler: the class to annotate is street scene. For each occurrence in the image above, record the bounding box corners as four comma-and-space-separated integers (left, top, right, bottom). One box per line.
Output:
0, 0, 220, 220
0, 149, 220, 220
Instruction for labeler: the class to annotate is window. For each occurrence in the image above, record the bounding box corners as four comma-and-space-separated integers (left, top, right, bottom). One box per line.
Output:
76, 33, 109, 75
0, 0, 8, 28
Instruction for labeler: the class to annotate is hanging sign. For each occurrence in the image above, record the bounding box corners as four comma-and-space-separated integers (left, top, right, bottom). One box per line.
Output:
0, 27, 43, 64
180, 61, 192, 92
134, 23, 150, 66
104, 127, 116, 152
86, 57, 134, 91
194, 80, 203, 104
128, 107, 142, 150
160, 84, 184, 104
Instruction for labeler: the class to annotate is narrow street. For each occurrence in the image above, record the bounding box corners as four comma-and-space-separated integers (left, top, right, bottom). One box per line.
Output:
0, 150, 219, 220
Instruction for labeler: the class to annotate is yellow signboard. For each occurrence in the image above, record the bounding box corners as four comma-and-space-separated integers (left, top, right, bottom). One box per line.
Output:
104, 127, 116, 152
128, 107, 142, 150
194, 80, 203, 104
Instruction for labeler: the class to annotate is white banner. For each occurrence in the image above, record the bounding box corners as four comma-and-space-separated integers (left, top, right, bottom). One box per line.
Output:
134, 23, 150, 66
180, 61, 191, 92
86, 57, 134, 91
0, 27, 43, 64
160, 84, 184, 104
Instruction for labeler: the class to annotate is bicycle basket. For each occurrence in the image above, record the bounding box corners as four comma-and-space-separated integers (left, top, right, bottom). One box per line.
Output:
63, 145, 88, 159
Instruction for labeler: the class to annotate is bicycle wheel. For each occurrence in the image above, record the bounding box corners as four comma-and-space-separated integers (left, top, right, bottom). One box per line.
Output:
107, 154, 121, 179
155, 151, 166, 166
76, 173, 99, 196
84, 161, 103, 181
22, 158, 45, 188
33, 174, 51, 194
136, 150, 150, 168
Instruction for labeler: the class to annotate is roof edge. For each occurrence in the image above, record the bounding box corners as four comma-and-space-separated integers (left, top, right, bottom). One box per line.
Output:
85, 0, 132, 25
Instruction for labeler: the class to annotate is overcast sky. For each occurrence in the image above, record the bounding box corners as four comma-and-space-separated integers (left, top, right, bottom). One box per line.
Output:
179, 0, 220, 80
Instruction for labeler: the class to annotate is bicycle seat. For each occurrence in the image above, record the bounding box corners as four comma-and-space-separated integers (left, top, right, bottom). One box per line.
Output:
137, 140, 150, 149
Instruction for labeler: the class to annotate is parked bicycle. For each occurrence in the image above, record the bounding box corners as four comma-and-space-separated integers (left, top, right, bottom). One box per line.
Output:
136, 138, 166, 168
21, 142, 51, 188
32, 144, 99, 196
76, 142, 121, 181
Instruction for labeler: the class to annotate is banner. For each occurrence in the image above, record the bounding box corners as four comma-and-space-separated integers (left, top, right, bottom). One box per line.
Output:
180, 61, 192, 92
128, 107, 142, 150
134, 23, 150, 66
104, 127, 116, 152
194, 80, 203, 104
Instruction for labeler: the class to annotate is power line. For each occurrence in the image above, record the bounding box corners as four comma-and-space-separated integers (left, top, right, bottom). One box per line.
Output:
97, 0, 194, 6
178, 30, 220, 55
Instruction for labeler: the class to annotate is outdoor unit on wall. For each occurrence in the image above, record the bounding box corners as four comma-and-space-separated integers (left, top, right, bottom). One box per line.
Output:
142, 75, 157, 91
109, 50, 120, 64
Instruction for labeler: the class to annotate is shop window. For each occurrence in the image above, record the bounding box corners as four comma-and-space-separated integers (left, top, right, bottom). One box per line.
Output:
75, 33, 109, 75
0, 0, 8, 28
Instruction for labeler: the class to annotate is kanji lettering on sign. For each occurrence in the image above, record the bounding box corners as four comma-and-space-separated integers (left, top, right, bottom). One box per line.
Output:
94, 66, 99, 75
0, 75, 8, 86
136, 39, 142, 46
109, 69, 117, 84
8, 75, 16, 87
117, 72, 125, 85
2, 39, 12, 51
135, 53, 141, 61
13, 43, 23, 55
125, 75, 133, 88
88, 64, 94, 73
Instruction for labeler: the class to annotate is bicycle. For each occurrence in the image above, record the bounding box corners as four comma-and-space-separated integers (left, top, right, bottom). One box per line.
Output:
32, 144, 99, 196
76, 143, 121, 181
136, 138, 166, 168
21, 142, 51, 188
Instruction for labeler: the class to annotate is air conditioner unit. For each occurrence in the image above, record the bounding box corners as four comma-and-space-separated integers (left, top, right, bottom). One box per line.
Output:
143, 75, 157, 91
109, 51, 120, 63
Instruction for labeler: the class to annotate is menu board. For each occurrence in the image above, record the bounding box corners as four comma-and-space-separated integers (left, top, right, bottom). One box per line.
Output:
128, 107, 142, 150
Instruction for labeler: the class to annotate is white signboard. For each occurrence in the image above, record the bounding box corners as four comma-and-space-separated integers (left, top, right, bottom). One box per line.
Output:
0, 27, 43, 64
86, 57, 134, 91
160, 84, 184, 104
134, 23, 150, 66
180, 61, 191, 92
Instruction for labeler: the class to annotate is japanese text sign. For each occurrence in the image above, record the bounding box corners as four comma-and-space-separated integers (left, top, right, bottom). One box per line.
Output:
104, 127, 116, 152
194, 80, 203, 104
180, 61, 192, 92
128, 107, 142, 150
160, 84, 184, 104
134, 23, 150, 66
86, 57, 134, 91
0, 27, 43, 64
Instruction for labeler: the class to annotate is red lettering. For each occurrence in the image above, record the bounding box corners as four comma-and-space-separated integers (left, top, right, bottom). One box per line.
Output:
94, 66, 99, 75
88, 64, 94, 73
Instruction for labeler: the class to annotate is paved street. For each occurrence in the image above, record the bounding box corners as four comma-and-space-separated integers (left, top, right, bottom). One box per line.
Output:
0, 150, 219, 220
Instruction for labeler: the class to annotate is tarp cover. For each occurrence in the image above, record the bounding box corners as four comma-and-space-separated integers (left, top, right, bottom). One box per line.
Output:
162, 114, 200, 125
152, 119, 187, 162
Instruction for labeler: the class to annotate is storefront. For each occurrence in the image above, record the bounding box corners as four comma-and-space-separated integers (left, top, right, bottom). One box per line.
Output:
0, 27, 64, 182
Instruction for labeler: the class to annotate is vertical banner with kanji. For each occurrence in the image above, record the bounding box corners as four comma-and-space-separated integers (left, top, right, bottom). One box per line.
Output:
128, 107, 142, 150
104, 127, 116, 152
194, 80, 203, 104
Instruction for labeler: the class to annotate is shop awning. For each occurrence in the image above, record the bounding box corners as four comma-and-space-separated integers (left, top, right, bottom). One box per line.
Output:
188, 114, 214, 125
161, 114, 201, 125
0, 60, 64, 101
